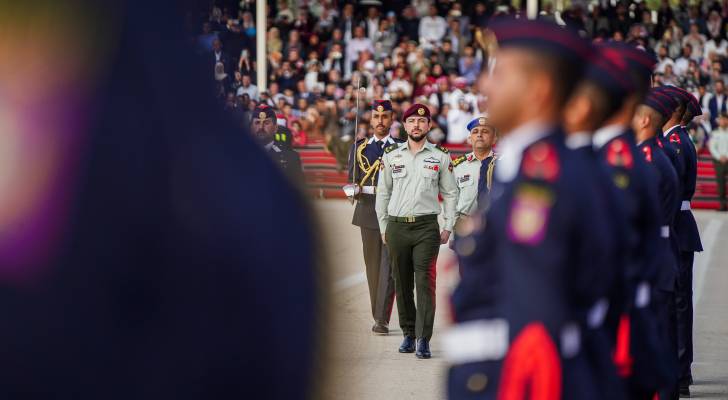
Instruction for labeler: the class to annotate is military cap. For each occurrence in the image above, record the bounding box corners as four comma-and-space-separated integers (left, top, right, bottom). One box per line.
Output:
253, 104, 276, 121
651, 88, 679, 115
489, 18, 593, 66
659, 85, 702, 117
372, 99, 393, 112
403, 103, 431, 121
467, 116, 493, 131
610, 43, 657, 86
584, 43, 635, 98
643, 90, 674, 119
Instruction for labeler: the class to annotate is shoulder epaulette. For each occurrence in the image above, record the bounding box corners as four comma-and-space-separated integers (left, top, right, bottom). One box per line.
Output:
606, 138, 634, 169
384, 143, 400, 153
435, 145, 449, 154
452, 155, 467, 167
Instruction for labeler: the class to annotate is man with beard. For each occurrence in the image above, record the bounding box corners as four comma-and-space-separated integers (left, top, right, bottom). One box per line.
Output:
251, 105, 303, 183
375, 103, 457, 359
347, 100, 403, 334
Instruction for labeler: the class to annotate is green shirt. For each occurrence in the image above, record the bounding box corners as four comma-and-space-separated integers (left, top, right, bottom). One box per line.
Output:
375, 140, 458, 232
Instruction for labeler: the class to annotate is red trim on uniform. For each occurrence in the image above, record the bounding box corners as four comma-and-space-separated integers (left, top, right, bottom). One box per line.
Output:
606, 139, 634, 168
641, 146, 653, 163
613, 314, 634, 377
669, 132, 682, 145
497, 323, 562, 400
428, 253, 438, 309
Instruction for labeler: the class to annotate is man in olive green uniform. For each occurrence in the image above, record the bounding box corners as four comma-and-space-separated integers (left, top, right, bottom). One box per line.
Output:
347, 100, 404, 334
375, 103, 458, 359
451, 117, 498, 243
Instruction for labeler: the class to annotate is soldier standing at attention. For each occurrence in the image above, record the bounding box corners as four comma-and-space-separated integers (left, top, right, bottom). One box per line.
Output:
375, 103, 458, 359
251, 105, 304, 183
451, 117, 497, 246
348, 100, 403, 334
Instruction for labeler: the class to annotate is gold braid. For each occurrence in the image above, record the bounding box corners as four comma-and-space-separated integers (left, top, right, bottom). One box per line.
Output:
356, 140, 381, 187
486, 156, 496, 190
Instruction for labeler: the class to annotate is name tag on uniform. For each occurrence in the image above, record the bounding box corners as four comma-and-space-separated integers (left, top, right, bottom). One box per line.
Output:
392, 164, 406, 177
458, 174, 472, 185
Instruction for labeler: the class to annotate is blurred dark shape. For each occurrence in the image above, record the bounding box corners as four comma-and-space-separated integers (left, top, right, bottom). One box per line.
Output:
0, 1, 320, 398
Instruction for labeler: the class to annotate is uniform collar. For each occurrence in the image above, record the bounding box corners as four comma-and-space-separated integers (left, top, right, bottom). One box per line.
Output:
468, 150, 494, 162
368, 134, 393, 145
663, 124, 681, 137
565, 131, 592, 149
593, 124, 626, 149
404, 139, 433, 153
264, 142, 281, 152
495, 121, 553, 183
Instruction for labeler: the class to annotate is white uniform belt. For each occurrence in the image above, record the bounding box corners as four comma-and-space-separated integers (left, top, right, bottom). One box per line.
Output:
681, 200, 691, 211
443, 319, 509, 364
361, 186, 376, 194
661, 225, 670, 238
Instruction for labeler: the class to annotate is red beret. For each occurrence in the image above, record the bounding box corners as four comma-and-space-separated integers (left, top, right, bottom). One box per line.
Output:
403, 103, 431, 121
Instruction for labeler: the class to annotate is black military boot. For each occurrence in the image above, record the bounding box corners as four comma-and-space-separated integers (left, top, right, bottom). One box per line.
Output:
398, 336, 415, 353
415, 338, 431, 359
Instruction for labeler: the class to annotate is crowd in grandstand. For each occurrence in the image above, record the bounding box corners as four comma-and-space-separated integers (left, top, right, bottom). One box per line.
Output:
190, 1, 728, 165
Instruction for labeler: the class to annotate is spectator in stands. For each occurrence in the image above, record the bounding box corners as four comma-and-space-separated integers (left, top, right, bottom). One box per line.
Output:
237, 74, 259, 100
419, 4, 447, 51
709, 112, 728, 211
267, 27, 283, 54
706, 79, 727, 128
346, 26, 374, 78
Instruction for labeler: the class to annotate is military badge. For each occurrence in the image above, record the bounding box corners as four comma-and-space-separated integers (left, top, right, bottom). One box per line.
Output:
522, 142, 560, 182
606, 139, 634, 169
449, 164, 453, 172
417, 107, 425, 116
641, 146, 653, 163
507, 184, 554, 245
613, 172, 630, 189
259, 112, 267, 120
478, 117, 486, 126
377, 105, 385, 112
669, 132, 681, 145
466, 154, 474, 162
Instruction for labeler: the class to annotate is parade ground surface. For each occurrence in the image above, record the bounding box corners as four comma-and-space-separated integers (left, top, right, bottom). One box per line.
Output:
314, 199, 728, 400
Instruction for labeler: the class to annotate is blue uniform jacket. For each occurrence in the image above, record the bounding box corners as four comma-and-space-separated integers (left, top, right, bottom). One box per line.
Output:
665, 126, 703, 252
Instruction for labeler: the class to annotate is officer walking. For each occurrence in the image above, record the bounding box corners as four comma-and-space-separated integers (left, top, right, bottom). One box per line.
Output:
451, 117, 497, 243
347, 100, 403, 334
251, 105, 304, 183
375, 103, 457, 359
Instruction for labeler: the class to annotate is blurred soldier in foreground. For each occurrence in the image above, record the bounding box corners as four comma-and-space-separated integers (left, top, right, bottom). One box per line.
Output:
451, 117, 498, 248
347, 100, 403, 334
376, 103, 457, 359
446, 19, 614, 399
251, 105, 304, 183
0, 1, 320, 398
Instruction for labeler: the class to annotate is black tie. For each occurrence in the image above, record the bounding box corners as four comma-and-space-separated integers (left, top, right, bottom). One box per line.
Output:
477, 157, 491, 197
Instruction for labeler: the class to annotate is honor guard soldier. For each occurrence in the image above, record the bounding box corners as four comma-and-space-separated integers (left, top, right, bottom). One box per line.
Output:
251, 105, 304, 182
347, 100, 403, 334
445, 19, 614, 400
375, 103, 458, 359
655, 85, 704, 396
633, 90, 683, 398
451, 117, 498, 244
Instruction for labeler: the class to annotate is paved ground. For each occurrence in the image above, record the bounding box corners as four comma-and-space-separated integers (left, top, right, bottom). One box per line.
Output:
315, 199, 728, 399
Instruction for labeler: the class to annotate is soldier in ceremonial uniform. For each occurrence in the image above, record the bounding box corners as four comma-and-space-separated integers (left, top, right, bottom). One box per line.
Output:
375, 103, 458, 359
347, 100, 403, 334
446, 19, 614, 399
655, 86, 704, 396
633, 90, 683, 399
251, 105, 304, 182
451, 117, 497, 245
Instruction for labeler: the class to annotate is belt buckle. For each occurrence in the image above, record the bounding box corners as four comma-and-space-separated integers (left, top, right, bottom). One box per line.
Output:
405, 216, 416, 223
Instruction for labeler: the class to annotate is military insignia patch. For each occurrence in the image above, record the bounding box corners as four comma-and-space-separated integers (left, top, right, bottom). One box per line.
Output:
507, 184, 554, 245
479, 117, 486, 126
424, 164, 440, 171
669, 132, 681, 145
424, 156, 440, 164
436, 145, 449, 153
613, 172, 630, 189
452, 155, 466, 167
449, 164, 453, 172
384, 143, 399, 153
377, 105, 385, 112
522, 142, 560, 182
467, 154, 474, 162
606, 139, 634, 169
641, 146, 653, 163
417, 107, 425, 116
